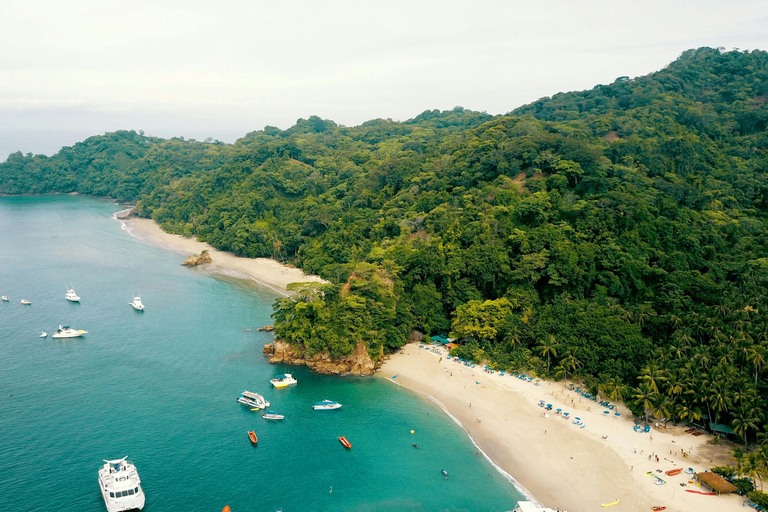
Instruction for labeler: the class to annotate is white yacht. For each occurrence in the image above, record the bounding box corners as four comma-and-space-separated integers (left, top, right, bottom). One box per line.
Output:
52, 325, 88, 339
98, 457, 145, 512
130, 295, 145, 311
237, 390, 270, 409
270, 373, 298, 388
40, 331, 47, 338
262, 411, 285, 420
312, 400, 342, 410
1, 296, 8, 301
21, 299, 31, 305
65, 287, 81, 302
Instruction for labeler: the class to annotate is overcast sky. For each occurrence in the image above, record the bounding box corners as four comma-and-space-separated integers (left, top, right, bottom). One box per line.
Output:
1, 0, 767, 160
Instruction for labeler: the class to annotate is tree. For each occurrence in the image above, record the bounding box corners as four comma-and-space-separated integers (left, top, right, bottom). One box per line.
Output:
536, 335, 559, 372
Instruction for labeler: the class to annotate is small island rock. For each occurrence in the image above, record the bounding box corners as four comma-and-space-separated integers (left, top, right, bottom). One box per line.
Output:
181, 249, 212, 266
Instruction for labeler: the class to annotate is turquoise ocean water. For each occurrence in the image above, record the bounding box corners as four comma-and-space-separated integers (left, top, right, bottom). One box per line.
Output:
0, 196, 525, 512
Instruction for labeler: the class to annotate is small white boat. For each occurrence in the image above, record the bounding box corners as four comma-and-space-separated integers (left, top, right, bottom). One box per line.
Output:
1, 296, 8, 301
98, 457, 145, 512
40, 331, 47, 338
21, 299, 31, 305
237, 390, 270, 409
65, 286, 80, 302
52, 325, 88, 339
130, 295, 145, 311
270, 374, 297, 388
312, 400, 342, 410
262, 411, 285, 420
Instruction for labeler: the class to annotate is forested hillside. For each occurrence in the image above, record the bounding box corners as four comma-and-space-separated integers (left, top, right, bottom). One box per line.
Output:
3, 47, 768, 442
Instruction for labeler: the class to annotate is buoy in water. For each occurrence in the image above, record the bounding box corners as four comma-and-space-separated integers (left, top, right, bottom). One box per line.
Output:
330, 486, 333, 493
223, 506, 231, 512
410, 430, 414, 434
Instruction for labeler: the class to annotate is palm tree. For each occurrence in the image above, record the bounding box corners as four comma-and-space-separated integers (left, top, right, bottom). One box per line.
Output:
632, 384, 659, 421
733, 447, 746, 478
650, 396, 674, 427
536, 335, 558, 372
599, 376, 628, 403
639, 363, 666, 393
732, 407, 760, 445
748, 343, 767, 387
675, 402, 702, 424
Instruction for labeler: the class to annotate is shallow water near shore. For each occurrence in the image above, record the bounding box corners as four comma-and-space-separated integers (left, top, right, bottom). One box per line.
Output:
0, 196, 524, 511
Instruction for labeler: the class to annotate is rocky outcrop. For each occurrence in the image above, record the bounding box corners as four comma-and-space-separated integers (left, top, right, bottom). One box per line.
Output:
181, 250, 212, 266
263, 339, 377, 376
258, 325, 275, 332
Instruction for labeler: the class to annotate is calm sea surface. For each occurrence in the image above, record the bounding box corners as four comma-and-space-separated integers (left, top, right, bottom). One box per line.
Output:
0, 196, 524, 512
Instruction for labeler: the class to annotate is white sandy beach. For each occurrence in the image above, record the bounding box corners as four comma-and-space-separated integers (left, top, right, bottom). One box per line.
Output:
381, 343, 745, 512
119, 215, 325, 294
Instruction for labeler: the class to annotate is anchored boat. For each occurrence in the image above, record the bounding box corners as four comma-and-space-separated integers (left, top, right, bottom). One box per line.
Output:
338, 436, 351, 449
262, 411, 284, 420
312, 400, 341, 410
65, 286, 80, 302
98, 457, 145, 512
52, 325, 88, 339
237, 390, 270, 409
270, 374, 297, 388
248, 431, 258, 445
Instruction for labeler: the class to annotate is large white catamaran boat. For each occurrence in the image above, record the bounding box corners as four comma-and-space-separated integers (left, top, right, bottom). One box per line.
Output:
98, 457, 145, 512
237, 390, 270, 409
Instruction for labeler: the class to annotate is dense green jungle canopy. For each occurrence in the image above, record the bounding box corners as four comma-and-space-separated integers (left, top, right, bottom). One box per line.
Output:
3, 47, 768, 443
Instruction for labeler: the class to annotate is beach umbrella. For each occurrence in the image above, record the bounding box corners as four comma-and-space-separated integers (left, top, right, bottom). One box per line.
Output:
614, 412, 621, 417
556, 408, 562, 412
604, 410, 609, 414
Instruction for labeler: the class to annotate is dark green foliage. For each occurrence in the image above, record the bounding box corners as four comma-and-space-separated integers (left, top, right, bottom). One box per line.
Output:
749, 491, 768, 509
3, 48, 768, 438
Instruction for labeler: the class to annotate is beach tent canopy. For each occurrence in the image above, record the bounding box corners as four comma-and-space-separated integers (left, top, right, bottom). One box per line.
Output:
708, 422, 736, 435
430, 334, 456, 345
445, 343, 460, 349
696, 472, 737, 494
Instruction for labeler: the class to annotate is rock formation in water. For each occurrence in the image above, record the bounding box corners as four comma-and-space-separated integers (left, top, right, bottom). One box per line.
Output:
263, 339, 377, 376
181, 249, 212, 266
258, 325, 275, 332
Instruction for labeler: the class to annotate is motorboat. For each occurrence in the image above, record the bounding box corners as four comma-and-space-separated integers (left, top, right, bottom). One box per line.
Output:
441, 469, 449, 478
262, 411, 284, 420
52, 325, 88, 339
338, 436, 351, 449
40, 331, 47, 338
21, 299, 31, 305
270, 373, 297, 388
130, 295, 145, 311
1, 296, 8, 301
312, 400, 341, 410
98, 457, 145, 512
237, 391, 270, 409
248, 431, 258, 445
65, 287, 80, 302
665, 468, 682, 476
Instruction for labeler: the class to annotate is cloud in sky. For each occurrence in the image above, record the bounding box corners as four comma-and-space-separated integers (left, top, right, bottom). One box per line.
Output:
1, 0, 767, 158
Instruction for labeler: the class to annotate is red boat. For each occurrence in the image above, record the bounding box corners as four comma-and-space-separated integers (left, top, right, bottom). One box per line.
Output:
652, 507, 666, 511
248, 431, 258, 445
338, 436, 351, 449
665, 468, 682, 476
